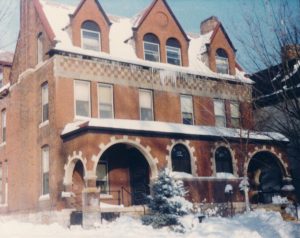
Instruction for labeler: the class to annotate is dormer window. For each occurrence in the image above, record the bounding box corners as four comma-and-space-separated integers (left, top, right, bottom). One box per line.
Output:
216, 48, 229, 74
166, 38, 181, 66
81, 21, 101, 51
37, 32, 43, 64
143, 33, 160, 62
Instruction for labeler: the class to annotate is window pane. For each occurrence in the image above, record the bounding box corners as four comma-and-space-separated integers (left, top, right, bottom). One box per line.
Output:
98, 84, 113, 119
43, 172, 49, 195
75, 81, 90, 117
139, 90, 153, 121
42, 147, 49, 195
215, 116, 226, 127
2, 110, 6, 143
182, 112, 193, 125
42, 84, 49, 122
215, 147, 233, 174
42, 147, 49, 173
216, 56, 229, 74
167, 46, 181, 66
144, 42, 160, 62
96, 162, 108, 194
82, 30, 100, 51
230, 102, 239, 118
181, 95, 193, 125
214, 100, 225, 116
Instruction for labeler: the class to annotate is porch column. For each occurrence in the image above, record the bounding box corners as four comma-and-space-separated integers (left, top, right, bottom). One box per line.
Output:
82, 174, 100, 229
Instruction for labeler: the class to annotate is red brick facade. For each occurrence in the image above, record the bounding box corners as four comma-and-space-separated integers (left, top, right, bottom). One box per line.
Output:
0, 0, 292, 222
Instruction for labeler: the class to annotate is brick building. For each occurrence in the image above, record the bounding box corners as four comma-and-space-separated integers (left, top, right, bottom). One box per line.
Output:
0, 0, 293, 224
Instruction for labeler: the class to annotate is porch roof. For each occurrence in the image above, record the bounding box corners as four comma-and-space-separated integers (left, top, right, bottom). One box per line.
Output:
61, 119, 288, 142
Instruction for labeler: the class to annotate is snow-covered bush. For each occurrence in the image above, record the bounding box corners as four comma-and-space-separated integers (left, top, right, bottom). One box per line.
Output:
142, 169, 192, 231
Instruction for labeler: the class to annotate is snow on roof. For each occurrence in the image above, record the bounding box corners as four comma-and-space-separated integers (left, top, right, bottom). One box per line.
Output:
61, 118, 288, 142
39, 0, 251, 84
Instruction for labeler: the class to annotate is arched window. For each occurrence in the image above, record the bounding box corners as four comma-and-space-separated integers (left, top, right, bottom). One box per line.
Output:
37, 32, 43, 64
215, 147, 233, 174
81, 21, 101, 51
143, 33, 160, 62
166, 38, 181, 66
216, 48, 229, 74
171, 144, 191, 174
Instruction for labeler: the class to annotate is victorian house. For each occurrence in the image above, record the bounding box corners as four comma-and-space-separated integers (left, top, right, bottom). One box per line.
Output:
0, 0, 293, 225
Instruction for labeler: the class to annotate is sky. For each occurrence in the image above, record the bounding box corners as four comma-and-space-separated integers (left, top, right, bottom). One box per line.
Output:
0, 0, 299, 73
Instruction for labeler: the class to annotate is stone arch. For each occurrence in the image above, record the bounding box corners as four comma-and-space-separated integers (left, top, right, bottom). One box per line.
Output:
210, 142, 238, 177
63, 151, 88, 186
91, 136, 158, 180
245, 146, 288, 176
166, 139, 197, 176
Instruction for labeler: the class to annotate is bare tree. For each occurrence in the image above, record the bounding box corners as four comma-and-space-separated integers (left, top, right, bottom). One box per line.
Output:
235, 0, 300, 201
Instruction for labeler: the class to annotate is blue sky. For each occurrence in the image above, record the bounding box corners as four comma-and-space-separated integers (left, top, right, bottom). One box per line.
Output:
0, 0, 299, 73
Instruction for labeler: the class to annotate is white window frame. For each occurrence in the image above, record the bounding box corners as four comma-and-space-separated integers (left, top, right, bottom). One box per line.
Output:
74, 80, 91, 118
41, 146, 49, 196
98, 83, 114, 119
180, 95, 194, 125
139, 89, 154, 121
96, 161, 109, 194
214, 99, 226, 127
81, 28, 101, 51
1, 110, 6, 143
230, 101, 240, 128
41, 83, 49, 123
166, 45, 182, 66
143, 41, 160, 62
216, 55, 229, 74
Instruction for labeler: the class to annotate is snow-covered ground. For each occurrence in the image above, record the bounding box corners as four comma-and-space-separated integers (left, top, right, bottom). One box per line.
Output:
0, 210, 299, 238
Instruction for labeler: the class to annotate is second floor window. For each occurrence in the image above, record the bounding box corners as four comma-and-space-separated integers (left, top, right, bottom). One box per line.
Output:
42, 83, 49, 122
98, 84, 113, 119
139, 89, 153, 121
181, 95, 193, 125
166, 38, 181, 66
42, 146, 49, 195
214, 99, 226, 127
74, 80, 90, 117
1, 110, 6, 143
81, 21, 101, 51
143, 33, 160, 62
230, 101, 240, 128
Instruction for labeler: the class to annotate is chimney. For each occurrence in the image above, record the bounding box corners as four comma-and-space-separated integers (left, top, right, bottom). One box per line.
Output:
200, 16, 219, 35
281, 44, 300, 62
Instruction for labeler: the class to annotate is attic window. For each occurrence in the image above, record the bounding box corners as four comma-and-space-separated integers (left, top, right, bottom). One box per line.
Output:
166, 38, 181, 66
143, 33, 160, 62
216, 48, 229, 74
81, 21, 101, 51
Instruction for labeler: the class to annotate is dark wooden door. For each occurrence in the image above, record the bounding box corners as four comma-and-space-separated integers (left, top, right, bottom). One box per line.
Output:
129, 150, 150, 205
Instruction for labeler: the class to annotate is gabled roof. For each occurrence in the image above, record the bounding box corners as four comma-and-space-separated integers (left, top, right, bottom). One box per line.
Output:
70, 0, 111, 26
210, 22, 236, 52
33, 0, 56, 42
133, 0, 189, 42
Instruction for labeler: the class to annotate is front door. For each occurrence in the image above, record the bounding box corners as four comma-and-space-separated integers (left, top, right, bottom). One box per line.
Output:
129, 150, 150, 205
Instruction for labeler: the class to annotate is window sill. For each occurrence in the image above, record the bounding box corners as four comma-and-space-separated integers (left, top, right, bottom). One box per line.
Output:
74, 116, 91, 122
39, 120, 49, 128
61, 191, 75, 198
0, 142, 6, 148
0, 203, 8, 208
100, 194, 113, 199
39, 194, 50, 201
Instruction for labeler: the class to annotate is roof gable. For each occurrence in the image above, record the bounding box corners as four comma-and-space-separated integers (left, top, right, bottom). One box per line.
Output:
33, 0, 56, 42
133, 0, 189, 41
70, 0, 111, 26
210, 23, 236, 52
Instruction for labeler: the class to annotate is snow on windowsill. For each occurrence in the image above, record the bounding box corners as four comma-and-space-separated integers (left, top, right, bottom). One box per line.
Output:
216, 172, 237, 179
0, 83, 10, 94
100, 194, 113, 199
0, 142, 6, 148
39, 194, 50, 201
39, 120, 49, 129
170, 171, 194, 179
61, 191, 75, 198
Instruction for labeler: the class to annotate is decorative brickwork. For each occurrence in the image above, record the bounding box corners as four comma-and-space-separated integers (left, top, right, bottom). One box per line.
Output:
54, 55, 251, 101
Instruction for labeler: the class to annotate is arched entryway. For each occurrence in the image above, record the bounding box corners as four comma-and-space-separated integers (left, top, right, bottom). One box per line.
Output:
72, 160, 85, 210
247, 151, 285, 203
96, 143, 151, 206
